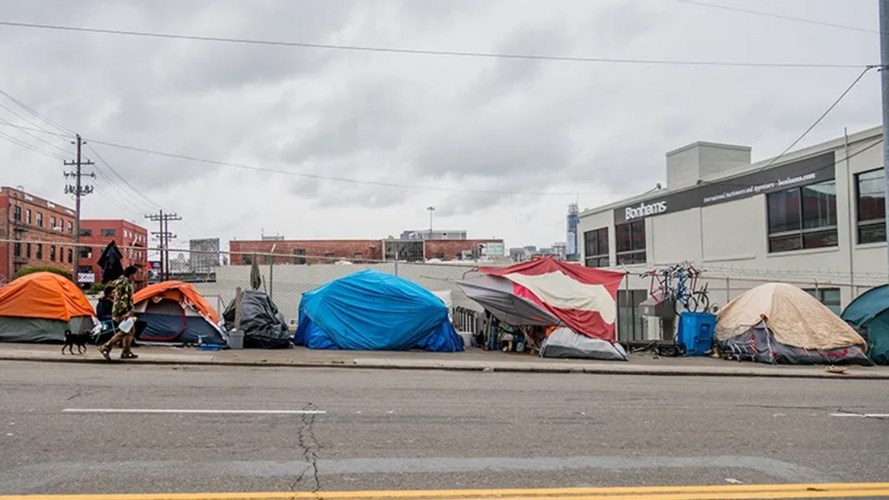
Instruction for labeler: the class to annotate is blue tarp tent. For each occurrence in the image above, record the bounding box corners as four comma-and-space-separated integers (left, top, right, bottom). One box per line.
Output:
842, 285, 889, 365
294, 270, 463, 352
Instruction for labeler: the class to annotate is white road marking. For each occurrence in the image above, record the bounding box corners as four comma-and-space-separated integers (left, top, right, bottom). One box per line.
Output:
829, 412, 889, 418
63, 408, 326, 415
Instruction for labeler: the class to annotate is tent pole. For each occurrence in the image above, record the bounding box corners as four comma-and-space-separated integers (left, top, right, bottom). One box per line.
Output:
234, 287, 243, 333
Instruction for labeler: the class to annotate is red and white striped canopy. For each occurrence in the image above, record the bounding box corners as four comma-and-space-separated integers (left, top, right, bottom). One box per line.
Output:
478, 257, 625, 342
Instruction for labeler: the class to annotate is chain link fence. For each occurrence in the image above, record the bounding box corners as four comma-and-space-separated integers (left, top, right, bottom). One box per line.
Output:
2, 239, 886, 345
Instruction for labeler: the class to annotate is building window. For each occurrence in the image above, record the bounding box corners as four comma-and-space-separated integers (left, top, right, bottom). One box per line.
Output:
67, 248, 73, 264
67, 221, 73, 234
856, 169, 886, 244
583, 228, 609, 268
101, 228, 116, 237
13, 241, 21, 257
26, 243, 31, 258
803, 288, 842, 316
767, 180, 838, 253
25, 209, 31, 224
615, 220, 646, 265
617, 289, 648, 342
36, 212, 43, 228
50, 245, 56, 261
13, 206, 21, 222
80, 248, 91, 259
293, 249, 307, 265
243, 254, 252, 265
50, 216, 56, 229
36, 244, 43, 259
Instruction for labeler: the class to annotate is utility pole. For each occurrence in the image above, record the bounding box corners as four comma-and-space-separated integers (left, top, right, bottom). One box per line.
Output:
881, 0, 889, 275
146, 210, 181, 281
63, 134, 95, 283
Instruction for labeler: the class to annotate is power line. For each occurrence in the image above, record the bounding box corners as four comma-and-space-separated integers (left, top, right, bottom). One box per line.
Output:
0, 113, 620, 196
86, 138, 620, 197
0, 88, 163, 212
0, 120, 69, 138
700, 137, 883, 189
87, 143, 162, 210
0, 19, 874, 69
0, 88, 75, 134
759, 66, 877, 172
0, 117, 72, 157
674, 0, 881, 36
0, 128, 67, 160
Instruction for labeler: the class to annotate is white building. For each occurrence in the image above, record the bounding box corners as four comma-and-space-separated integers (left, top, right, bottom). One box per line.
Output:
578, 126, 886, 342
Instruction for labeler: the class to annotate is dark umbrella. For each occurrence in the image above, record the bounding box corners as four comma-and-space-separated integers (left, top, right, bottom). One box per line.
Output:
98, 241, 124, 284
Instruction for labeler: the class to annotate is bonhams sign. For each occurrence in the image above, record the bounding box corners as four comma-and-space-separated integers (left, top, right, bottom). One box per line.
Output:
613, 152, 835, 224
625, 201, 668, 221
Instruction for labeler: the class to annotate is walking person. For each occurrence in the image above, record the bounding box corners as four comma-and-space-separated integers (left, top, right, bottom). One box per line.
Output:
99, 265, 140, 360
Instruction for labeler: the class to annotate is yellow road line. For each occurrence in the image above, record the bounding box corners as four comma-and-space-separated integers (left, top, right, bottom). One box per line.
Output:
1, 483, 888, 500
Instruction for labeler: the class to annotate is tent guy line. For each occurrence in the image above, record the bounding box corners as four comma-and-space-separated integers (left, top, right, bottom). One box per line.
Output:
62, 409, 327, 415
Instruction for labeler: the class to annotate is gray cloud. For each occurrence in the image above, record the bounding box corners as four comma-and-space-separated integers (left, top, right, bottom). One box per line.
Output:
0, 0, 881, 248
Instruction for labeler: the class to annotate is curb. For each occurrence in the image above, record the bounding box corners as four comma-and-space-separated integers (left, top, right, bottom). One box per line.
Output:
1, 353, 887, 380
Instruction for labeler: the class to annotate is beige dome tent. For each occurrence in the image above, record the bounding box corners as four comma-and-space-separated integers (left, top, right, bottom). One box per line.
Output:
716, 283, 869, 365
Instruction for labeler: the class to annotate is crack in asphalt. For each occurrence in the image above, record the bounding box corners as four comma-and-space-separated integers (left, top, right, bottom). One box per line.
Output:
290, 402, 322, 498
65, 388, 97, 402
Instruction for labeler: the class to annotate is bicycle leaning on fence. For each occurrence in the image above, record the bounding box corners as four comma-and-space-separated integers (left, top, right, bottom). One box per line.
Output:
641, 262, 711, 314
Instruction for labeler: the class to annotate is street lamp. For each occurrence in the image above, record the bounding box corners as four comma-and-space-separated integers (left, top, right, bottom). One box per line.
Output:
427, 206, 435, 239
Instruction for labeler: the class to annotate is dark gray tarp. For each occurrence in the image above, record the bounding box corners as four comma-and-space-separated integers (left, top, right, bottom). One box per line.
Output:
223, 291, 291, 349
540, 327, 628, 361
718, 322, 872, 366
0, 316, 95, 343
457, 275, 562, 326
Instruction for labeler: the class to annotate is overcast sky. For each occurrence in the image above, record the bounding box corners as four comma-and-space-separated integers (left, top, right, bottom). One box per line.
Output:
0, 0, 881, 252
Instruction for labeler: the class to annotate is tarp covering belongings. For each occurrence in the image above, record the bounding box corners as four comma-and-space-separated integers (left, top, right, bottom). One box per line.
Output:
841, 285, 889, 365
540, 327, 628, 361
0, 272, 96, 343
223, 290, 291, 349
294, 269, 463, 352
457, 274, 562, 327
133, 281, 226, 345
463, 257, 624, 342
716, 283, 870, 365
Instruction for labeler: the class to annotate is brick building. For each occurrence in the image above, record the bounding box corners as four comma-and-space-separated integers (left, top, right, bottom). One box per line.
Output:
0, 186, 77, 283
229, 238, 505, 265
230, 240, 383, 265
78, 219, 149, 288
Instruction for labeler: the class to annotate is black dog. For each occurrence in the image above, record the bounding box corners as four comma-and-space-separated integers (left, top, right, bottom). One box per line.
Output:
62, 330, 90, 354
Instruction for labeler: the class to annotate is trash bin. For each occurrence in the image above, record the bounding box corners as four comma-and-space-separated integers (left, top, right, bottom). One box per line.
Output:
677, 312, 716, 356
228, 330, 244, 350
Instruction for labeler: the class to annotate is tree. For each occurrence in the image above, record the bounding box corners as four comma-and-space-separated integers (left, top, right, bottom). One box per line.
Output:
12, 265, 73, 282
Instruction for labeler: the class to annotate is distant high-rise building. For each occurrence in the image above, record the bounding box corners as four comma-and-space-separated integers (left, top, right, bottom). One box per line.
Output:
566, 203, 579, 261
189, 238, 220, 274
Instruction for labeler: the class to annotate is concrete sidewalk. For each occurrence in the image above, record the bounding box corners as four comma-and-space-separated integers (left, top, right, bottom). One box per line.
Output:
2, 342, 888, 379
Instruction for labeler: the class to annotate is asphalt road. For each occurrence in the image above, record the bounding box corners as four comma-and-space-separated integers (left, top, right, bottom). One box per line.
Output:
0, 360, 886, 496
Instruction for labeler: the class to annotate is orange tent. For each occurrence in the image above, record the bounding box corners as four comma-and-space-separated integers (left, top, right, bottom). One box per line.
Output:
0, 272, 95, 321
134, 281, 220, 323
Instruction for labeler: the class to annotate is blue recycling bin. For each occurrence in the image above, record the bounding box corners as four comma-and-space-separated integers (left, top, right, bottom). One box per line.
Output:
677, 312, 716, 356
